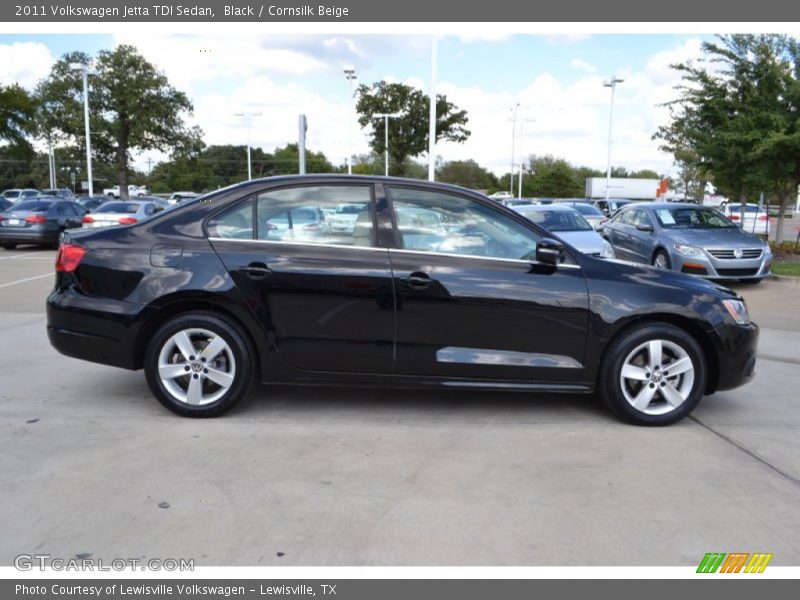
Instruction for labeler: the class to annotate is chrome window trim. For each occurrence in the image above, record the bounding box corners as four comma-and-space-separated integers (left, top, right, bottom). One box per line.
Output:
208, 237, 581, 269
208, 237, 388, 252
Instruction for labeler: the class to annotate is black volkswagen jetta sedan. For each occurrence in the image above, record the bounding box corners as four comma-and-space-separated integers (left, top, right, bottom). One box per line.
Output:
47, 176, 758, 425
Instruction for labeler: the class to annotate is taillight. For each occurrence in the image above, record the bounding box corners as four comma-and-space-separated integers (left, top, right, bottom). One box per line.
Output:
758, 215, 769, 221
82, 215, 94, 224
26, 214, 47, 224
730, 214, 740, 220
118, 217, 138, 225
55, 244, 86, 273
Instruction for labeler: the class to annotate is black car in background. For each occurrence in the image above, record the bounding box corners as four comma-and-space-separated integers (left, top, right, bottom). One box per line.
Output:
47, 176, 758, 425
0, 198, 86, 249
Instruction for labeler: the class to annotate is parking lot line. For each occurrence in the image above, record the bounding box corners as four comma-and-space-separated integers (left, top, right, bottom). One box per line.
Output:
0, 251, 49, 261
0, 273, 53, 288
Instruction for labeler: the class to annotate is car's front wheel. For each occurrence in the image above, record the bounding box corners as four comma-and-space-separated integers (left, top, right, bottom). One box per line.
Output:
144, 312, 255, 417
598, 323, 706, 425
652, 249, 672, 270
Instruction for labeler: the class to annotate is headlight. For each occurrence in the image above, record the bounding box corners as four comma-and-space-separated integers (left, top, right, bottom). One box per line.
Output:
722, 299, 750, 325
600, 240, 615, 259
674, 244, 703, 257
764, 244, 772, 256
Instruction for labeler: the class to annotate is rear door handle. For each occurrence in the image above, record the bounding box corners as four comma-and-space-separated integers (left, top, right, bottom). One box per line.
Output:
238, 262, 271, 279
404, 271, 432, 290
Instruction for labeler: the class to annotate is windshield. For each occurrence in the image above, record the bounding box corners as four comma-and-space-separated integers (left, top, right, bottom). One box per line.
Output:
336, 203, 366, 215
571, 203, 603, 217
4, 190, 21, 199
95, 202, 142, 214
521, 208, 593, 232
654, 207, 736, 229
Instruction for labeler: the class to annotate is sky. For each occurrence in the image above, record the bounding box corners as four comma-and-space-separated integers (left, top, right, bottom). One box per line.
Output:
0, 32, 714, 177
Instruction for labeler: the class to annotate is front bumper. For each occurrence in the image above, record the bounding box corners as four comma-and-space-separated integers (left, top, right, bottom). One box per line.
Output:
671, 249, 772, 280
712, 321, 759, 392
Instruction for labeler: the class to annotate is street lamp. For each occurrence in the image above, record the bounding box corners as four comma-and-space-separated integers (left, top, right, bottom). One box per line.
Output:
508, 103, 520, 194
343, 67, 357, 175
70, 62, 94, 196
234, 111, 262, 181
603, 76, 624, 201
372, 112, 403, 177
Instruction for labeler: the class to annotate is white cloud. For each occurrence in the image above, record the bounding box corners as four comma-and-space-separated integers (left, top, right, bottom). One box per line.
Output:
0, 41, 54, 89
570, 58, 597, 74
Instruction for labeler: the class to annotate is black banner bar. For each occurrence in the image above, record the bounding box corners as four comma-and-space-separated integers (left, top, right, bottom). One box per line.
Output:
4, 579, 799, 600
2, 0, 800, 22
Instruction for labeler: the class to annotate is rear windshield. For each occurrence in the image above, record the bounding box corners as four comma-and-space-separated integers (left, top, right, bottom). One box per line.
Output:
95, 202, 141, 214
11, 201, 53, 212
572, 203, 603, 216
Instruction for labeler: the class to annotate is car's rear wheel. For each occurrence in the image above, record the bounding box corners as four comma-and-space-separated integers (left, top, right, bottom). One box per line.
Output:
1, 243, 17, 250
144, 312, 254, 417
598, 323, 706, 425
652, 249, 671, 270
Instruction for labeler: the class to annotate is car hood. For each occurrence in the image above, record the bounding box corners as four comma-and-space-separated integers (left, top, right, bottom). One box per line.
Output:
553, 230, 606, 255
587, 255, 739, 299
664, 227, 765, 248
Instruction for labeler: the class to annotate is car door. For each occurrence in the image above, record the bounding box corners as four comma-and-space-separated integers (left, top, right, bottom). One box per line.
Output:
384, 185, 589, 383
207, 183, 395, 374
627, 208, 656, 263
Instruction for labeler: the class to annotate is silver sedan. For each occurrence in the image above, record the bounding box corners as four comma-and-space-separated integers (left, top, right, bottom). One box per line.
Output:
601, 202, 772, 283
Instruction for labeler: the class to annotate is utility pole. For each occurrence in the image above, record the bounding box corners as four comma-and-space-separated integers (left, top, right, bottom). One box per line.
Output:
428, 36, 437, 181
373, 112, 403, 177
344, 67, 357, 174
604, 76, 624, 201
508, 103, 520, 194
234, 111, 262, 181
70, 62, 94, 195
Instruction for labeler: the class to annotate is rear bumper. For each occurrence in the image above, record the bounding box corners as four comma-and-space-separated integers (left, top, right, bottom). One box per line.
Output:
46, 285, 143, 370
0, 227, 57, 244
712, 322, 759, 392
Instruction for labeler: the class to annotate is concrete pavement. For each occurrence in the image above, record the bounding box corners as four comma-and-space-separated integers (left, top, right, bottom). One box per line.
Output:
0, 248, 798, 566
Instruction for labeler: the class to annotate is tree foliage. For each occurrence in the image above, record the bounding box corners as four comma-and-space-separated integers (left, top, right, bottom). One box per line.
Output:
36, 45, 202, 198
437, 159, 498, 190
655, 34, 800, 240
355, 81, 470, 176
0, 84, 36, 159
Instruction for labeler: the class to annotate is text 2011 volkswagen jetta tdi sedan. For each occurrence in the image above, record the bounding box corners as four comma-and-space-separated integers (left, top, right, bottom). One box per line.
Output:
46, 176, 758, 425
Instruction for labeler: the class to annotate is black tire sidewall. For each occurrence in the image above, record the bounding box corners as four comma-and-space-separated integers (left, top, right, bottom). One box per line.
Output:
144, 312, 254, 417
600, 324, 706, 426
653, 249, 672, 270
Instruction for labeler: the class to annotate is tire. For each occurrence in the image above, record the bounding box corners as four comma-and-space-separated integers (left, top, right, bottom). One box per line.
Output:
144, 312, 255, 417
652, 249, 672, 270
1, 243, 17, 250
598, 323, 706, 426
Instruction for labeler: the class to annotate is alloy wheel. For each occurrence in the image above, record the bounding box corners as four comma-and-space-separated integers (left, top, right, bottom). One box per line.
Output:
157, 328, 236, 406
619, 339, 695, 416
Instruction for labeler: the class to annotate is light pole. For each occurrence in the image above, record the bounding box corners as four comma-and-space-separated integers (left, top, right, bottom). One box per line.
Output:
234, 111, 262, 181
515, 117, 534, 198
508, 103, 520, 194
603, 76, 624, 201
372, 112, 403, 177
343, 67, 357, 175
70, 62, 94, 196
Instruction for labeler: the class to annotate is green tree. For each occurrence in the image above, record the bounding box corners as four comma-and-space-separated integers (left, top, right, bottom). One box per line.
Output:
0, 84, 36, 159
36, 45, 202, 198
355, 81, 470, 176
437, 159, 498, 190
655, 35, 800, 239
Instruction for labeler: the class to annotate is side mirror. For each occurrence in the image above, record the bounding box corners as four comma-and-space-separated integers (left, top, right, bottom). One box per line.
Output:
535, 237, 564, 266
635, 223, 654, 232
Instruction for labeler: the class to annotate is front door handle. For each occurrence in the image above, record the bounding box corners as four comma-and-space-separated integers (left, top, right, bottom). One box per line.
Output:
404, 271, 432, 290
238, 262, 271, 280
